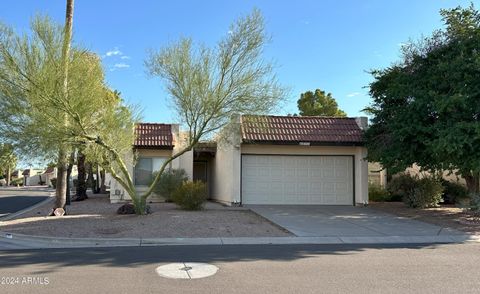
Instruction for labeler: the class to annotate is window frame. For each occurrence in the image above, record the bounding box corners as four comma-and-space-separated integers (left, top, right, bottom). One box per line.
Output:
133, 156, 169, 187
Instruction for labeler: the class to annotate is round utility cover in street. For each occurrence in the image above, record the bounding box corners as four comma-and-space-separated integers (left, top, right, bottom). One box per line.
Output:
155, 263, 218, 279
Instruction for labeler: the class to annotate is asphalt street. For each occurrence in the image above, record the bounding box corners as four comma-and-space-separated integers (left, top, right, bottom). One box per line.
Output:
0, 243, 479, 294
0, 187, 51, 217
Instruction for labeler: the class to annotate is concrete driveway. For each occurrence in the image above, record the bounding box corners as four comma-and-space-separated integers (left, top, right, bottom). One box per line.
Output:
248, 205, 463, 237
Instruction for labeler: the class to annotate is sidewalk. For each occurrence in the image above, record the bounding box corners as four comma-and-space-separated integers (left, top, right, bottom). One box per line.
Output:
1, 230, 479, 250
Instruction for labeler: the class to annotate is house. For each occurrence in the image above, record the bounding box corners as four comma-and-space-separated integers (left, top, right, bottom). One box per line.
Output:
109, 115, 369, 206
22, 169, 46, 186
43, 167, 57, 187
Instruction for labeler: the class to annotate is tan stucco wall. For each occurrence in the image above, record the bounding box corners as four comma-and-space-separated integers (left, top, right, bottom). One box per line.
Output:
211, 141, 242, 205
212, 144, 369, 205
404, 164, 466, 185
368, 162, 388, 188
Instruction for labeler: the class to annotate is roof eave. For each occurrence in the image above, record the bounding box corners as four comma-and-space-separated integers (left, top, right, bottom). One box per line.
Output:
241, 140, 365, 147
133, 145, 175, 150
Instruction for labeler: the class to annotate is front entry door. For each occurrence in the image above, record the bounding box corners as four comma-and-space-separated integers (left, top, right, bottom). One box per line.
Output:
193, 161, 209, 197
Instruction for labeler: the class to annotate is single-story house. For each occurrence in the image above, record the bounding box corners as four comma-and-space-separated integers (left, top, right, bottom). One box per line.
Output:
22, 169, 45, 186
43, 167, 57, 187
110, 115, 369, 206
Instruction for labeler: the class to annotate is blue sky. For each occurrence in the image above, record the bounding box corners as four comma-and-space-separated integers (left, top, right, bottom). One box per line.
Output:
1, 0, 476, 123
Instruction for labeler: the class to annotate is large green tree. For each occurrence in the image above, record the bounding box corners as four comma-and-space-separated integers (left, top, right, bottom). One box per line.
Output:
365, 4, 480, 193
297, 89, 346, 117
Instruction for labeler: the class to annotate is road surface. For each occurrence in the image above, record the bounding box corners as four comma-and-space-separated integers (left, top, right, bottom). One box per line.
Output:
0, 187, 51, 218
0, 243, 479, 294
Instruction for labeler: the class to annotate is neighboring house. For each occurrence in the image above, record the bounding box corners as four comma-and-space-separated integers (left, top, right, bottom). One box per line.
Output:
110, 115, 369, 206
368, 162, 388, 187
374, 163, 470, 188
11, 170, 19, 179
43, 167, 57, 187
22, 169, 46, 186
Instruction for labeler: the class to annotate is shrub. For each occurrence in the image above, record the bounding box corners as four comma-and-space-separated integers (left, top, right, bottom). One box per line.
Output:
368, 183, 391, 202
441, 180, 468, 204
470, 194, 480, 212
387, 173, 417, 201
50, 178, 57, 188
172, 181, 207, 210
403, 177, 443, 208
11, 178, 23, 186
151, 169, 188, 202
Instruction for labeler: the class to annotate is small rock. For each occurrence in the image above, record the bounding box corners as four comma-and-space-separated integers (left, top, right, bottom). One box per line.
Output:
117, 203, 136, 214
53, 208, 65, 216
117, 203, 151, 215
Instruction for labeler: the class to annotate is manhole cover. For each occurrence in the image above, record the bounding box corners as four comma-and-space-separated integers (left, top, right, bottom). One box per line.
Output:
155, 263, 218, 279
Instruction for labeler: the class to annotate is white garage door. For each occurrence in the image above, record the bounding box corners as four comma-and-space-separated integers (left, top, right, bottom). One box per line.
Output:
241, 155, 353, 205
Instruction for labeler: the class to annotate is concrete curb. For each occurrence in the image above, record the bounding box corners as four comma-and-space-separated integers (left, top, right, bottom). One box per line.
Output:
1, 231, 479, 249
0, 190, 55, 221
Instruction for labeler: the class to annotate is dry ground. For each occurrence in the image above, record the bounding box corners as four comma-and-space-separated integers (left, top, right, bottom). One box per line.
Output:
369, 201, 480, 235
0, 194, 291, 238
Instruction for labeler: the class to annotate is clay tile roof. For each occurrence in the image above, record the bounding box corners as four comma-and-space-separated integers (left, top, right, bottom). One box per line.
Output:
43, 167, 55, 174
134, 123, 174, 148
241, 115, 364, 145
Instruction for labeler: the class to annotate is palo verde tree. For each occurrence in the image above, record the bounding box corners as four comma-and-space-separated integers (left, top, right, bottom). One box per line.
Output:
0, 16, 136, 200
297, 89, 346, 117
0, 0, 75, 211
364, 4, 480, 193
133, 8, 286, 213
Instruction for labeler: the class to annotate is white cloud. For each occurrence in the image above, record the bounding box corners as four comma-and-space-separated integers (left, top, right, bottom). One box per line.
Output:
347, 92, 360, 97
113, 63, 130, 68
102, 47, 124, 58
120, 55, 130, 60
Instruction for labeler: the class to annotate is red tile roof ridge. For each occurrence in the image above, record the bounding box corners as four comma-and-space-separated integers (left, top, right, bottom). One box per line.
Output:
241, 114, 357, 119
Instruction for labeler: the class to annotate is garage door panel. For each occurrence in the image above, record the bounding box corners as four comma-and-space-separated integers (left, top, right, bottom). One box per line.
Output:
285, 168, 296, 177
242, 155, 353, 205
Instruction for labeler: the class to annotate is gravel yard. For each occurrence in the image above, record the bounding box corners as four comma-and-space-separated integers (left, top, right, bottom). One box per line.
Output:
0, 194, 291, 238
369, 202, 480, 235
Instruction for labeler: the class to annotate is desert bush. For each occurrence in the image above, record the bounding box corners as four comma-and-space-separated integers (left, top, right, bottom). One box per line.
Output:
470, 194, 480, 212
387, 173, 417, 201
151, 169, 188, 202
441, 180, 469, 204
172, 181, 207, 210
11, 178, 23, 186
403, 177, 443, 208
368, 183, 391, 202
